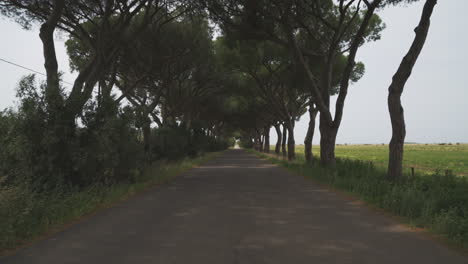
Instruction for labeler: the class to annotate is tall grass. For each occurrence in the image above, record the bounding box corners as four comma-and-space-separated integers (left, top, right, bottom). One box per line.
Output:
0, 153, 219, 254
253, 150, 468, 249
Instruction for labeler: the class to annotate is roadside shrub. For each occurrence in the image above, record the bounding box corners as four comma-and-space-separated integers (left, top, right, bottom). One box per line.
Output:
151, 126, 231, 160
75, 103, 144, 186
0, 76, 145, 190
152, 127, 192, 160
0, 76, 65, 190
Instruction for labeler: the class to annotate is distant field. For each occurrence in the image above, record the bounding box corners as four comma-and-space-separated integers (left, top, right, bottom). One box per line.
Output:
292, 144, 468, 176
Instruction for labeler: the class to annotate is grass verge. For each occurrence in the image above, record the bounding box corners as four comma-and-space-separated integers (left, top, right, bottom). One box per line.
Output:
293, 144, 468, 176
0, 152, 220, 255
250, 149, 468, 251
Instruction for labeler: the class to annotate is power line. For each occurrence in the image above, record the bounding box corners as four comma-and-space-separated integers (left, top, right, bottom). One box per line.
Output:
0, 57, 74, 86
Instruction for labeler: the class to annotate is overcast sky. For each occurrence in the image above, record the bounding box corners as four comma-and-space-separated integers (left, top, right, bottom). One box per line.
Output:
0, 1, 467, 144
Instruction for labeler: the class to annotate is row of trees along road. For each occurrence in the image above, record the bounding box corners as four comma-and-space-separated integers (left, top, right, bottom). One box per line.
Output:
0, 1, 235, 190
204, 0, 438, 179
0, 0, 438, 190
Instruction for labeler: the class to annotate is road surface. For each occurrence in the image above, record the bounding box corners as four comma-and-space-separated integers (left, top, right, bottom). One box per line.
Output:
2, 149, 467, 263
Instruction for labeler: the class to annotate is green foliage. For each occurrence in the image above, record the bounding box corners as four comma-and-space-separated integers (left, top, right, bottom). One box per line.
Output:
0, 76, 142, 190
76, 103, 145, 186
0, 74, 229, 192
152, 127, 193, 160
152, 126, 232, 160
253, 150, 468, 249
0, 75, 64, 190
239, 137, 254, 149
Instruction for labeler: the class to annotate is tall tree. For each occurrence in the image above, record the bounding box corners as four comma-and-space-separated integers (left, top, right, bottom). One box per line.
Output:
273, 122, 282, 155
281, 0, 383, 166
387, 0, 437, 179
0, 0, 180, 124
0, 0, 192, 184
304, 104, 319, 163
204, 0, 380, 165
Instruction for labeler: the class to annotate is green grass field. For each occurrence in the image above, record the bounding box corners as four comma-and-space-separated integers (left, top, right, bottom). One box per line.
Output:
292, 144, 468, 176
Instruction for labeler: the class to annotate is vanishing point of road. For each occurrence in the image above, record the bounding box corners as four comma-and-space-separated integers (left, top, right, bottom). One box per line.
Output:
2, 149, 467, 263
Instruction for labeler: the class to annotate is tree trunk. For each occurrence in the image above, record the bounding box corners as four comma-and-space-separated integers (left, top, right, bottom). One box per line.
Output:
388, 0, 437, 179
388, 96, 405, 178
162, 102, 169, 127
319, 66, 337, 166
281, 124, 287, 158
258, 133, 264, 152
304, 105, 319, 163
254, 131, 263, 152
319, 116, 338, 167
263, 126, 270, 153
286, 121, 295, 161
274, 124, 282, 155
253, 136, 259, 151
39, 0, 65, 113
142, 120, 151, 162
66, 56, 106, 119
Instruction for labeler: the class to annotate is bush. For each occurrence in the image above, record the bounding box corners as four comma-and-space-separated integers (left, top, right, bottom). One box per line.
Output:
239, 137, 254, 148
151, 126, 232, 160
152, 127, 192, 160
75, 103, 145, 186
0, 83, 145, 190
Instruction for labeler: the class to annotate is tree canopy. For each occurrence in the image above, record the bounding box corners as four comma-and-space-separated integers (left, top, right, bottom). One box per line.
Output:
0, 0, 435, 191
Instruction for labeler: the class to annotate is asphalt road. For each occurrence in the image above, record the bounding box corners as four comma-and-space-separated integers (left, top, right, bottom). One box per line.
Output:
2, 149, 467, 263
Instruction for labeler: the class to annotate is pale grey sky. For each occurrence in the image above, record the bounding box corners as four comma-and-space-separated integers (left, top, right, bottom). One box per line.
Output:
0, 1, 467, 144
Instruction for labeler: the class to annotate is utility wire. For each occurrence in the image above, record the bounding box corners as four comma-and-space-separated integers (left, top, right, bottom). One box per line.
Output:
0, 57, 74, 86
